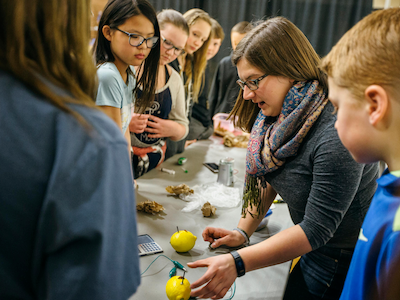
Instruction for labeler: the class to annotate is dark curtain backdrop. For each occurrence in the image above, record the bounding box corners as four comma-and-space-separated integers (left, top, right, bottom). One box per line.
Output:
149, 0, 373, 79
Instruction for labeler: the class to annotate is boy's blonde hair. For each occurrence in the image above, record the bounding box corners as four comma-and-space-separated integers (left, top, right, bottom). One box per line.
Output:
321, 8, 400, 101
211, 18, 225, 41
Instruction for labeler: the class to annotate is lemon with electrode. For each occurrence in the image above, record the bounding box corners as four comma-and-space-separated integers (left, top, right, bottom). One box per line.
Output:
170, 227, 197, 252
166, 274, 191, 300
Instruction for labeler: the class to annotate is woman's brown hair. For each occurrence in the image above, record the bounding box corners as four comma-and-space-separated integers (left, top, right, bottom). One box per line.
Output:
230, 17, 327, 132
0, 0, 97, 123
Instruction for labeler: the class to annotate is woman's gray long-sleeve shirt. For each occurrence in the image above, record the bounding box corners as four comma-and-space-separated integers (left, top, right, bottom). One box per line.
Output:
264, 102, 379, 250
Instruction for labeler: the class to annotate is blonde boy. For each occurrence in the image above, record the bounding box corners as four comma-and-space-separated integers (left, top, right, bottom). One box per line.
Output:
321, 8, 400, 300
206, 18, 225, 60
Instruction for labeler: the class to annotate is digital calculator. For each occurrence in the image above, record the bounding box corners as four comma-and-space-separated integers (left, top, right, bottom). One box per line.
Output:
137, 234, 163, 256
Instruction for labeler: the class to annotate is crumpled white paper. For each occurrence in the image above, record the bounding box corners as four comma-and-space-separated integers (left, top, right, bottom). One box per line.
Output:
179, 182, 241, 212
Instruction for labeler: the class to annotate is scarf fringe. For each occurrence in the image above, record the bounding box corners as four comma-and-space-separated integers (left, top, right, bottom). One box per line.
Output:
242, 175, 265, 218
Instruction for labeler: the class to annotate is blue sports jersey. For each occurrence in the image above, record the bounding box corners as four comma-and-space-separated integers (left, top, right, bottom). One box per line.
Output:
340, 169, 400, 299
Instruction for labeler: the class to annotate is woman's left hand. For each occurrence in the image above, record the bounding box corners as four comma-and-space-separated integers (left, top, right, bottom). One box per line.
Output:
187, 254, 237, 299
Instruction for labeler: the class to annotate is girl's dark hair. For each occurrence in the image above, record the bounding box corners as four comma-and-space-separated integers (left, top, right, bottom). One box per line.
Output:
93, 0, 160, 112
230, 17, 327, 132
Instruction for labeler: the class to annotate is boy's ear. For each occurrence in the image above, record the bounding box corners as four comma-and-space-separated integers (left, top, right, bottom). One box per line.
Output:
365, 85, 388, 126
102, 25, 112, 41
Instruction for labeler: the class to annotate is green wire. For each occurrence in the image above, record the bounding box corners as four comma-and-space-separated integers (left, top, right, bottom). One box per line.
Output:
140, 254, 174, 276
141, 254, 236, 299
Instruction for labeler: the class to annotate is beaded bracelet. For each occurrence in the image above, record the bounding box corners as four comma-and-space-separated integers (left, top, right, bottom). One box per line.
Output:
233, 227, 250, 246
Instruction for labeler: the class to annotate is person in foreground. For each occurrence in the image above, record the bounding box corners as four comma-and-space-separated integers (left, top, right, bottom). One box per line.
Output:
187, 17, 379, 300
321, 7, 400, 300
0, 0, 140, 298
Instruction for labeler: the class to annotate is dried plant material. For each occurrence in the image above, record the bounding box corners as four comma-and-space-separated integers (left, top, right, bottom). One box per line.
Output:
201, 202, 217, 217
166, 184, 194, 196
223, 133, 249, 148
137, 200, 165, 214
213, 122, 229, 137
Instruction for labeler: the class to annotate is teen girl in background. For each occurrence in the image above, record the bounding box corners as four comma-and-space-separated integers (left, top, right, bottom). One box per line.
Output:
93, 0, 160, 152
130, 9, 189, 178
165, 8, 212, 160
187, 18, 225, 142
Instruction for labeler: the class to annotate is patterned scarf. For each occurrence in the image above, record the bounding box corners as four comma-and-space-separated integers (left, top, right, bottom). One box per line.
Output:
243, 80, 328, 217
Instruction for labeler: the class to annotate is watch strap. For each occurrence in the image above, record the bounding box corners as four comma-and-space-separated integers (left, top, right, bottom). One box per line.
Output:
230, 250, 246, 277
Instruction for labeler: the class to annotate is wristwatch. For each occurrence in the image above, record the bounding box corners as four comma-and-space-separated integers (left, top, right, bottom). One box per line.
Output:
230, 251, 246, 277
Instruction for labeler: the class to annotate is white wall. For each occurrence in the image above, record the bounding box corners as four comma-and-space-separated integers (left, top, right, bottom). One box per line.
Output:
373, 0, 400, 8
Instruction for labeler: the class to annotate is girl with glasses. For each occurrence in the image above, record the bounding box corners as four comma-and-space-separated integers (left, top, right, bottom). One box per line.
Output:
188, 17, 379, 300
93, 0, 160, 153
129, 9, 189, 177
165, 8, 212, 160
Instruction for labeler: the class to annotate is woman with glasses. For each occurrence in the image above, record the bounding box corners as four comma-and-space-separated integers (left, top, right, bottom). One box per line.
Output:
165, 8, 212, 160
129, 9, 189, 177
188, 17, 379, 300
93, 0, 160, 152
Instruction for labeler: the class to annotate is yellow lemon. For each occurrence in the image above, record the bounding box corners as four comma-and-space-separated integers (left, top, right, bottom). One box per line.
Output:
170, 230, 197, 252
166, 276, 191, 300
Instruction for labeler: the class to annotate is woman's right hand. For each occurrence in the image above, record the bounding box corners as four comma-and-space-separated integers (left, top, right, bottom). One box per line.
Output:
202, 227, 246, 249
129, 113, 149, 134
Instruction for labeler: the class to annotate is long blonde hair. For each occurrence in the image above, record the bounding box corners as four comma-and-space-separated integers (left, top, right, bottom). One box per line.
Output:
0, 0, 97, 122
183, 8, 212, 103
230, 17, 327, 132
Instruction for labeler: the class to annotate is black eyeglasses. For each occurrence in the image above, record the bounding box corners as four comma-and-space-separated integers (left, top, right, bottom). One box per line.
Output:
112, 27, 159, 48
237, 74, 268, 91
162, 37, 185, 56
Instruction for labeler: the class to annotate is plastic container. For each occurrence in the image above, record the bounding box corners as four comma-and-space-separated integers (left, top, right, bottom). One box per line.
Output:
256, 209, 273, 231
213, 113, 235, 133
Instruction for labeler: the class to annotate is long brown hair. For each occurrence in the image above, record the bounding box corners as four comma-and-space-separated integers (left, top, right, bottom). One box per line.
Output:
183, 8, 212, 103
0, 0, 97, 122
230, 17, 327, 132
